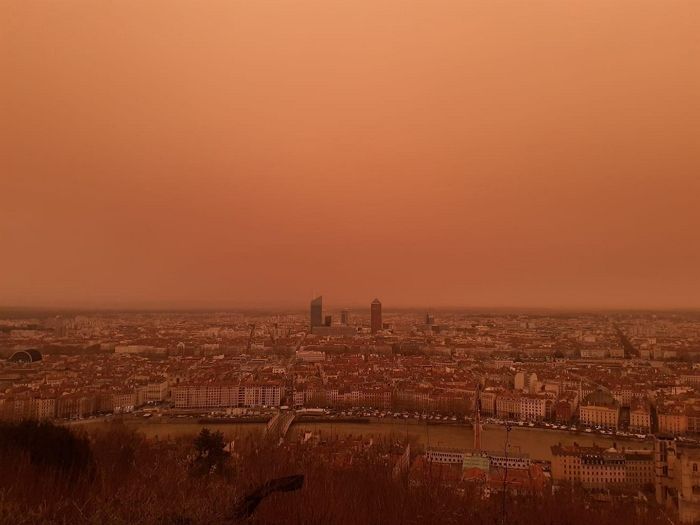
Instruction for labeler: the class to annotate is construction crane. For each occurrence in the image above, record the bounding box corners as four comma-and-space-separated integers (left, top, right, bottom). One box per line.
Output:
268, 323, 277, 345
474, 383, 482, 451
246, 323, 256, 352
294, 331, 307, 353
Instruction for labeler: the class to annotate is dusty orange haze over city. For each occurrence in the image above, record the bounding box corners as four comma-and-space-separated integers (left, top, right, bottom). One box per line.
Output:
1, 0, 699, 310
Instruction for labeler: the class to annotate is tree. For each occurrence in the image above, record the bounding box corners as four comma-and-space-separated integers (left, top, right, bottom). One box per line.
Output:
191, 428, 229, 476
0, 420, 93, 481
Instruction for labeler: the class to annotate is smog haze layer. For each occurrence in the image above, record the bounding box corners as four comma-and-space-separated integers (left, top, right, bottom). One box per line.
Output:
2, 0, 699, 309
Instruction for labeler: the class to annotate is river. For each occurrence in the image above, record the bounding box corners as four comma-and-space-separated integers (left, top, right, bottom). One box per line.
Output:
77, 418, 652, 461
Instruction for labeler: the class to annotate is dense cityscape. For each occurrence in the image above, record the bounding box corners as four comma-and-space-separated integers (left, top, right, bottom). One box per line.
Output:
4, 0, 698, 521
3, 301, 700, 522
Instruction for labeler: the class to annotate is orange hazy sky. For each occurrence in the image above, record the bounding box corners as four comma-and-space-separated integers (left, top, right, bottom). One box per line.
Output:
1, 0, 699, 310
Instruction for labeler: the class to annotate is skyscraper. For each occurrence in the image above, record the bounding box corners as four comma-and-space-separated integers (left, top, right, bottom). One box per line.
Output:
370, 298, 382, 334
310, 296, 323, 330
341, 309, 350, 325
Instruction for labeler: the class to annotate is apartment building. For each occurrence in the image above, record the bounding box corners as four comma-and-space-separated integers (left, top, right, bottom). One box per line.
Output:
519, 394, 550, 421
579, 389, 619, 429
33, 397, 56, 419
172, 383, 282, 409
141, 379, 169, 403
551, 443, 653, 490
658, 406, 689, 435
480, 390, 497, 416
496, 393, 521, 420
113, 391, 137, 413
630, 397, 652, 433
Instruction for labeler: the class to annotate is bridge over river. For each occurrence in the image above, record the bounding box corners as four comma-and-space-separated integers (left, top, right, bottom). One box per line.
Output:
265, 411, 296, 444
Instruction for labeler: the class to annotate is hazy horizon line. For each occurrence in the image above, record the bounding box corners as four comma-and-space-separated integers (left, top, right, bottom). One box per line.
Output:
2, 302, 699, 315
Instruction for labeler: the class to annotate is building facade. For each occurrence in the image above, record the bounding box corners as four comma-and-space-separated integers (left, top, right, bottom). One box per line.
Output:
371, 299, 382, 334
310, 296, 323, 329
579, 389, 619, 430
655, 437, 700, 523
551, 443, 653, 490
172, 383, 282, 409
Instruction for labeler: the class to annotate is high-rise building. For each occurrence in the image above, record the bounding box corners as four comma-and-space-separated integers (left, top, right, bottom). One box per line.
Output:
324, 315, 332, 327
371, 298, 382, 334
310, 296, 323, 330
341, 309, 350, 325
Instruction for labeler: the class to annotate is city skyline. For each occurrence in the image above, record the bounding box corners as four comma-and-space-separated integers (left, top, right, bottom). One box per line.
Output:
2, 299, 698, 523
2, 0, 700, 523
3, 302, 700, 314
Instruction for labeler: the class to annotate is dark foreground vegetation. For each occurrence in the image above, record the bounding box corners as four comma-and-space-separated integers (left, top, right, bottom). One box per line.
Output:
0, 420, 667, 525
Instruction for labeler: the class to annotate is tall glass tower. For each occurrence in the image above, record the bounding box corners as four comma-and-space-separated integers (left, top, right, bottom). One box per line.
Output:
310, 296, 323, 330
370, 298, 382, 334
